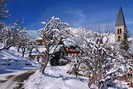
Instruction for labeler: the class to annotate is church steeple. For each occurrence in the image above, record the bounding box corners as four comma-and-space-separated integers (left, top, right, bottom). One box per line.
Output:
115, 8, 128, 41
115, 8, 126, 27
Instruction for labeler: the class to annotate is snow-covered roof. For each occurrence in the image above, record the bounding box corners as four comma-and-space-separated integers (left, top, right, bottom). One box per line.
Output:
63, 37, 76, 47
49, 45, 64, 54
36, 37, 43, 40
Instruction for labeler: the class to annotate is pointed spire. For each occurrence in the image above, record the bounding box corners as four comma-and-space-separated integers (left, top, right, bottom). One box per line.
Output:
115, 8, 126, 27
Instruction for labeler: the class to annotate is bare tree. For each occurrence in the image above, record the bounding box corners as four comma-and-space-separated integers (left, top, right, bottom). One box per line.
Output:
0, 22, 31, 57
68, 32, 128, 88
39, 17, 132, 88
39, 17, 71, 73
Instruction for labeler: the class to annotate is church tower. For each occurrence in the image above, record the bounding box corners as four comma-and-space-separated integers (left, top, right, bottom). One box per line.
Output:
115, 8, 128, 41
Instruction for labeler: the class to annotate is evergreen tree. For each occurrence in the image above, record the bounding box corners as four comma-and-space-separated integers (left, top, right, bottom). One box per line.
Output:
120, 31, 129, 51
120, 39, 129, 51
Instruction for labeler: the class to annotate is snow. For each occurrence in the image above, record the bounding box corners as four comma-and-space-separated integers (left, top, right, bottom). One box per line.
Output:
0, 43, 4, 49
36, 37, 43, 40
0, 46, 39, 89
41, 21, 46, 25
49, 45, 63, 54
128, 37, 133, 53
63, 37, 76, 47
1, 25, 133, 89
104, 33, 116, 44
24, 65, 89, 89
38, 46, 46, 53
0, 47, 39, 74
24, 64, 133, 89
0, 70, 36, 89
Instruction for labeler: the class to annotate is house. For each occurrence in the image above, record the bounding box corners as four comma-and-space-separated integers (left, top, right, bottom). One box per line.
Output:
49, 41, 81, 66
36, 37, 44, 45
65, 45, 80, 57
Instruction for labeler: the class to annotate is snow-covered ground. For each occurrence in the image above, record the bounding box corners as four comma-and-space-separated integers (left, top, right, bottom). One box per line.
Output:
1, 29, 133, 89
0, 46, 39, 82
24, 65, 132, 89
0, 47, 39, 89
24, 65, 89, 89
0, 70, 36, 89
0, 48, 39, 74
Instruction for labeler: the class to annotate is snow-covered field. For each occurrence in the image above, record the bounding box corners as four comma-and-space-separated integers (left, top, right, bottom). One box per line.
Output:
24, 65, 132, 89
0, 70, 36, 89
0, 48, 39, 74
0, 47, 39, 89
0, 29, 133, 89
24, 65, 89, 89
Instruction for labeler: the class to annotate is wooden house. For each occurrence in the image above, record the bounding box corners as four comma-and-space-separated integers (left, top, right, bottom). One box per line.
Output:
65, 46, 80, 57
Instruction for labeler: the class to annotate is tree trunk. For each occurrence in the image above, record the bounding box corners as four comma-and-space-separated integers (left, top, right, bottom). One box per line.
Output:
17, 46, 21, 52
40, 54, 49, 74
22, 48, 25, 57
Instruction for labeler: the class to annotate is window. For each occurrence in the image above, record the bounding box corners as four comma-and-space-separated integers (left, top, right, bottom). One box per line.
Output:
119, 29, 122, 34
118, 36, 121, 41
117, 29, 122, 34
117, 29, 119, 34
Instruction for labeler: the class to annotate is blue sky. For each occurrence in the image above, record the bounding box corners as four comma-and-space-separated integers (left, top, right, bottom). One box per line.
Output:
4, 0, 133, 34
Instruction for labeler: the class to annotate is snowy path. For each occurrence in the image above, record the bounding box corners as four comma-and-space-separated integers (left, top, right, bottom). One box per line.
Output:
0, 48, 39, 89
0, 70, 36, 80
0, 70, 36, 89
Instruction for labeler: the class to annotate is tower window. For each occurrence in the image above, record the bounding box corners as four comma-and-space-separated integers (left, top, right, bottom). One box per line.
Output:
117, 29, 120, 34
118, 36, 121, 41
119, 29, 122, 34
117, 29, 122, 34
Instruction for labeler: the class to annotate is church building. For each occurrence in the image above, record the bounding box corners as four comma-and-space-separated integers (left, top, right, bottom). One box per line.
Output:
115, 8, 128, 41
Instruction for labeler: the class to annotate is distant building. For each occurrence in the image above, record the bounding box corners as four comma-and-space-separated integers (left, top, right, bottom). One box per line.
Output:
115, 8, 128, 41
36, 37, 44, 45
